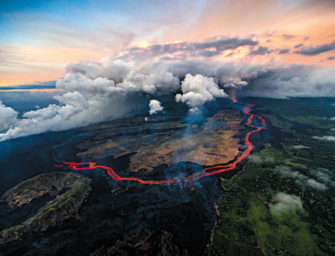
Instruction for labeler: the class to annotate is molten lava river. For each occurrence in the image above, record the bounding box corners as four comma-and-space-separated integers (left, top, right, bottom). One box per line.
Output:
54, 99, 266, 185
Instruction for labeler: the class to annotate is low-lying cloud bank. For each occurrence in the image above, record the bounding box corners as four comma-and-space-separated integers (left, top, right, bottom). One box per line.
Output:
270, 192, 303, 216
277, 166, 329, 191
1, 37, 335, 141
313, 135, 335, 142
241, 65, 335, 98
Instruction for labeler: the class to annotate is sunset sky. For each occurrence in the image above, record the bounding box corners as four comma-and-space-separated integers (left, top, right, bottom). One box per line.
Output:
1, 0, 335, 86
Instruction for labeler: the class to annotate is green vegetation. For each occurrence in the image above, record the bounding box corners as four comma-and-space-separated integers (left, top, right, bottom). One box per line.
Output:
282, 115, 332, 129
250, 98, 335, 129
208, 142, 334, 256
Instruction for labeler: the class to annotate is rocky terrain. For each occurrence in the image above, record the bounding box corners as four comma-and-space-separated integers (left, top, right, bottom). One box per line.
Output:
76, 109, 243, 173
2, 98, 332, 255
0, 172, 91, 245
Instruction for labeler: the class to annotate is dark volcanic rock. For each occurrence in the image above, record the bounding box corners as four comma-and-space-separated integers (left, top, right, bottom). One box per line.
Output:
0, 172, 91, 246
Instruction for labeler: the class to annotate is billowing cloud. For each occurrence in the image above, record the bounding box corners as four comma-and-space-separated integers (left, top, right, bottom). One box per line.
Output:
149, 99, 164, 115
64, 59, 131, 83
0, 59, 181, 141
119, 69, 180, 95
294, 42, 335, 56
1, 36, 335, 141
176, 74, 228, 111
241, 65, 335, 98
0, 101, 18, 131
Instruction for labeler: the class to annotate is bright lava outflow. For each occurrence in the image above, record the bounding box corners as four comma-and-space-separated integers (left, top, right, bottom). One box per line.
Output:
54, 99, 266, 185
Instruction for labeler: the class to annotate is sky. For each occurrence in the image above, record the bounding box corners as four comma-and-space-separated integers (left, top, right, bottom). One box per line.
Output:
1, 0, 335, 86
1, 0, 335, 141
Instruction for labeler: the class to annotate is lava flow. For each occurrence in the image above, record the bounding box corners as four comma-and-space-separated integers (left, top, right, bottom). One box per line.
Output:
54, 99, 266, 185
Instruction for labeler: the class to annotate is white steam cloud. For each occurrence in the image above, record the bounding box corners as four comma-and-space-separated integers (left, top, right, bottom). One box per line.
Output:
176, 74, 228, 111
0, 101, 18, 131
149, 99, 164, 115
1, 36, 335, 141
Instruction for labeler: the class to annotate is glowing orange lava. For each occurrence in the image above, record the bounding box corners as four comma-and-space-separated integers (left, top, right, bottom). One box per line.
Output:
54, 99, 266, 185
